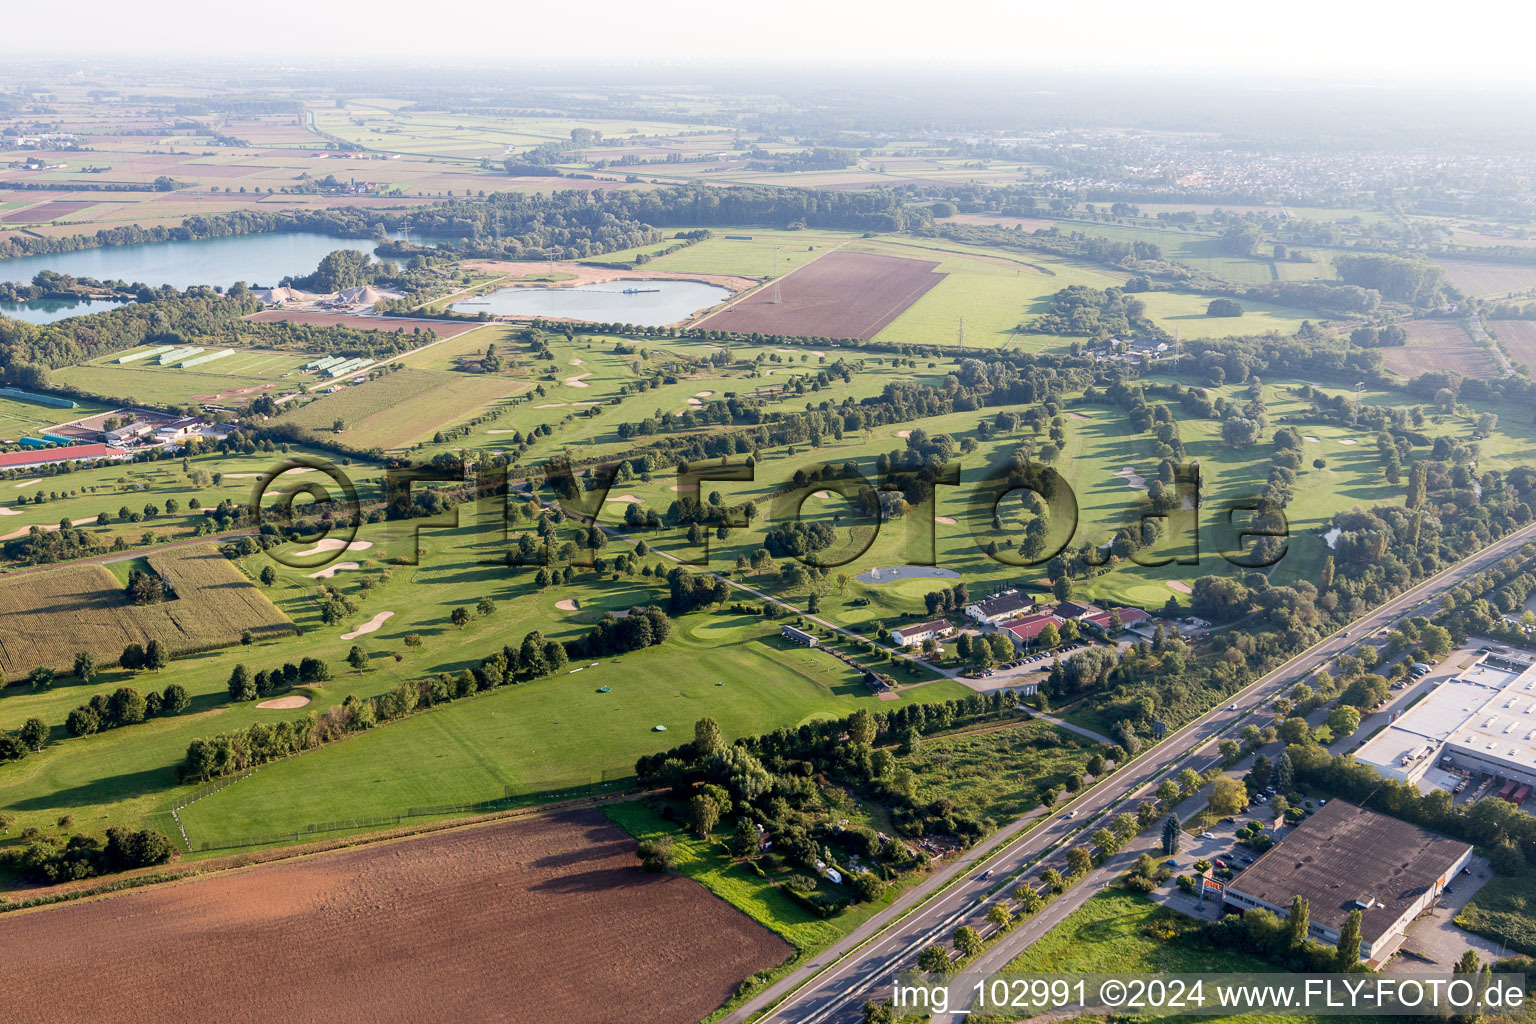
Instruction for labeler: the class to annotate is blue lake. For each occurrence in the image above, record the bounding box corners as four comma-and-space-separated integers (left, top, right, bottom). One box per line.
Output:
0, 232, 387, 291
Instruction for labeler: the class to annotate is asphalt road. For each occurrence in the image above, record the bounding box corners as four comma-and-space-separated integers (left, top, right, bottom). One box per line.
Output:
731, 518, 1536, 1024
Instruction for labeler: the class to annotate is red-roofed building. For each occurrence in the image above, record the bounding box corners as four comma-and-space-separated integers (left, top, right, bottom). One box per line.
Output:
1083, 607, 1151, 632
1002, 612, 1061, 646
0, 443, 133, 471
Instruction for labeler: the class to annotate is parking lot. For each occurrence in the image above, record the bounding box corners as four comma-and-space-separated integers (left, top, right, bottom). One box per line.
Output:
1384, 856, 1502, 972
961, 639, 1129, 693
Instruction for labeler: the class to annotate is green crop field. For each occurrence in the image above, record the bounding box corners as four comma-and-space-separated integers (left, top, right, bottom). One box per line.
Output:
276, 368, 519, 450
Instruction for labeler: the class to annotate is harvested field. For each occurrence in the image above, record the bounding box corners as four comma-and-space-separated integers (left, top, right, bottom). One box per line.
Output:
1380, 320, 1499, 380
698, 250, 945, 340
0, 810, 790, 1024
0, 544, 295, 679
278, 368, 511, 450
1433, 259, 1536, 298
1, 200, 96, 223
1490, 320, 1536, 372
245, 310, 483, 340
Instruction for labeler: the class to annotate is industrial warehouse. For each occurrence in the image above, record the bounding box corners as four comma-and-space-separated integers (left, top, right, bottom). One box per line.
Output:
1355, 650, 1536, 794
1223, 801, 1473, 964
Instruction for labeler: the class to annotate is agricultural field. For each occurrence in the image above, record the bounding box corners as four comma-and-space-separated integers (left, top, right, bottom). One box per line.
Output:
0, 809, 791, 1024
1380, 320, 1500, 379
275, 367, 519, 450
1433, 258, 1536, 298
0, 544, 294, 679
698, 250, 946, 340
1489, 319, 1536, 373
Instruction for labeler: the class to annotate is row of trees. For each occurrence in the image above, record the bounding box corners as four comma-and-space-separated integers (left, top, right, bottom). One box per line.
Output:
226, 657, 333, 702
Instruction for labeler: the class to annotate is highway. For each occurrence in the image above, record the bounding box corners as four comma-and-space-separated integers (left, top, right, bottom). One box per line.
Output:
729, 519, 1536, 1024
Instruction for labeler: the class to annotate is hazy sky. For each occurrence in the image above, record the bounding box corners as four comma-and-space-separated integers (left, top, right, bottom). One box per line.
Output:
10, 0, 1536, 84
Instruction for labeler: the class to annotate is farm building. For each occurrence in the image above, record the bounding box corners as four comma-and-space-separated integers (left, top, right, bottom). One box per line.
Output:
1354, 653, 1536, 790
890, 619, 955, 647
964, 589, 1036, 625
781, 625, 818, 647
1223, 801, 1471, 965
0, 443, 133, 471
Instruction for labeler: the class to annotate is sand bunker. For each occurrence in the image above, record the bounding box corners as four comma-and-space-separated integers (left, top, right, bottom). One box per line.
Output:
256, 694, 312, 710
555, 599, 579, 611
570, 358, 584, 366
895, 429, 912, 438
686, 398, 703, 407
488, 429, 519, 435
13, 479, 40, 488
812, 490, 832, 499
292, 538, 373, 558
1167, 580, 1193, 594
605, 494, 643, 504
694, 391, 714, 398
340, 610, 394, 640
1068, 412, 1090, 421
1303, 435, 1321, 443
1113, 467, 1148, 491
306, 561, 360, 579
221, 472, 266, 479
0, 507, 21, 516
1338, 438, 1358, 445
934, 516, 959, 525
534, 402, 567, 409
564, 373, 593, 388
0, 517, 95, 541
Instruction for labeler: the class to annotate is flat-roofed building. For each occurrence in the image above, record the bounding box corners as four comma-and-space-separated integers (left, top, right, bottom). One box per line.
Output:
1355, 656, 1536, 790
780, 625, 818, 647
1223, 800, 1472, 965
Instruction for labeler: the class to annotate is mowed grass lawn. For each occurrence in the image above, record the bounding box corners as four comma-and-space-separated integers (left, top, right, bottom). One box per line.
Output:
0, 395, 111, 442
176, 607, 969, 849
52, 363, 302, 406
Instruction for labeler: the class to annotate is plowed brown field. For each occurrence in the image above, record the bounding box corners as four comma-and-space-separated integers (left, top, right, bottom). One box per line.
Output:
699, 250, 944, 339
0, 809, 789, 1024
1491, 319, 1536, 372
